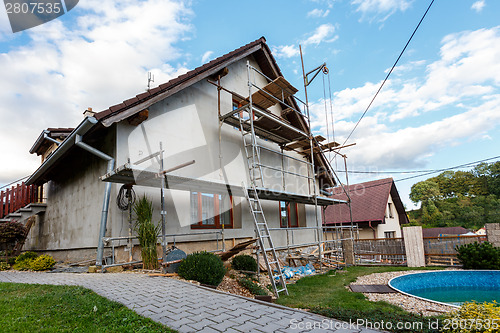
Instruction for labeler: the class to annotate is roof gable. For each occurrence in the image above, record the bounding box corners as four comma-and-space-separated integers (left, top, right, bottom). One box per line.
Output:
324, 178, 409, 225
95, 37, 280, 127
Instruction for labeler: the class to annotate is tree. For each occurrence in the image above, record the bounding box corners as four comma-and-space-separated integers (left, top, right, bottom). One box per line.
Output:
409, 180, 441, 206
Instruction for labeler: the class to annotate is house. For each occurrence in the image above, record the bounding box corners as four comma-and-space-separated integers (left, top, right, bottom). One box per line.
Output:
323, 178, 409, 239
21, 37, 346, 266
422, 226, 472, 238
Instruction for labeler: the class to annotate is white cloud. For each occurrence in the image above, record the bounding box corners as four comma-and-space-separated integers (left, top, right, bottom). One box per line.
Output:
351, 0, 413, 22
272, 44, 300, 58
201, 51, 214, 63
307, 8, 330, 18
0, 0, 193, 184
309, 26, 500, 172
471, 0, 485, 12
303, 23, 338, 46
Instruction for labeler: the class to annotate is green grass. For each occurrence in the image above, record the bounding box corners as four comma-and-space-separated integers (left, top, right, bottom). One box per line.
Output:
276, 266, 445, 333
0, 283, 176, 333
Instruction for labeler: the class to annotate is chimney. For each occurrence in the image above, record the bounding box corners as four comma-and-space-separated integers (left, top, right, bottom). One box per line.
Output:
83, 107, 96, 118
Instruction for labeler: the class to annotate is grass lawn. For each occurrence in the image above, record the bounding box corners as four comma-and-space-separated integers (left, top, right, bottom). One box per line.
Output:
276, 266, 444, 333
0, 283, 176, 333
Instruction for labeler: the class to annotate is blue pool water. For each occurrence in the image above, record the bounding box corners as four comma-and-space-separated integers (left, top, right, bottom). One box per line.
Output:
389, 271, 500, 306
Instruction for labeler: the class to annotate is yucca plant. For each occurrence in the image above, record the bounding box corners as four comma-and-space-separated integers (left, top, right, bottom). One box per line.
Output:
133, 195, 160, 270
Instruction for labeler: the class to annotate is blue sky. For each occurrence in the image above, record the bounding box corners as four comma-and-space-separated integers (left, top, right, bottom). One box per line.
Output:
0, 0, 499, 209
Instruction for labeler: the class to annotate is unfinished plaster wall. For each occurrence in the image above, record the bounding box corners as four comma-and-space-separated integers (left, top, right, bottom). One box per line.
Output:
25, 127, 116, 259
111, 55, 322, 249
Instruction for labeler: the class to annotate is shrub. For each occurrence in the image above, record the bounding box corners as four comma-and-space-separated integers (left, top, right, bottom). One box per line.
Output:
0, 261, 10, 271
134, 195, 160, 270
238, 277, 269, 296
12, 251, 38, 271
15, 251, 38, 263
456, 241, 500, 269
0, 221, 27, 242
231, 254, 258, 272
178, 251, 225, 286
442, 301, 500, 333
30, 254, 56, 271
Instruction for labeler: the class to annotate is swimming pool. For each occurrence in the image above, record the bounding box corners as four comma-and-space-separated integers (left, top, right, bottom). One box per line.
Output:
388, 271, 500, 306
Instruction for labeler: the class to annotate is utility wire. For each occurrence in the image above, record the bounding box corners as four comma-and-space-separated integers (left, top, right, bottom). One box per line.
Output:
0, 176, 30, 190
338, 0, 435, 152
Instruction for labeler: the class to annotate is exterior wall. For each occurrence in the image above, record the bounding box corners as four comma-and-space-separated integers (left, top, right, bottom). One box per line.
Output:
24, 127, 116, 254
28, 56, 322, 260
376, 194, 402, 238
110, 55, 320, 252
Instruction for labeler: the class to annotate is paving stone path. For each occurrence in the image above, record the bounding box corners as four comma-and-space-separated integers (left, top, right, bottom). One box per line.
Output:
0, 271, 384, 333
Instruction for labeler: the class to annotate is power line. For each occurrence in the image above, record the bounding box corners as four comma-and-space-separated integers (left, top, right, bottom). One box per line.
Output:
337, 0, 435, 152
0, 176, 30, 190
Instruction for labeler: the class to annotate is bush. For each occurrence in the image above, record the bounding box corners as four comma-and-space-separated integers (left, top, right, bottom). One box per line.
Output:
12, 251, 38, 271
0, 261, 10, 271
178, 251, 225, 286
15, 251, 38, 263
456, 241, 500, 269
231, 254, 258, 272
0, 221, 27, 242
238, 277, 269, 296
442, 301, 500, 332
30, 254, 56, 271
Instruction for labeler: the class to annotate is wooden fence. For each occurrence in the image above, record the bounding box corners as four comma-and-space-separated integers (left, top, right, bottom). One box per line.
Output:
0, 182, 44, 219
353, 238, 406, 265
353, 234, 485, 266
423, 235, 484, 266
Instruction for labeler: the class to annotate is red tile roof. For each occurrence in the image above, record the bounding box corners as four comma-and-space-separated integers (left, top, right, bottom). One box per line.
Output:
422, 227, 472, 238
324, 178, 409, 225
95, 37, 274, 124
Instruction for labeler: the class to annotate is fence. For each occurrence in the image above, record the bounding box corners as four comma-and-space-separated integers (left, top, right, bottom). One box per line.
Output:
423, 235, 484, 266
0, 182, 44, 219
352, 234, 485, 266
354, 238, 406, 265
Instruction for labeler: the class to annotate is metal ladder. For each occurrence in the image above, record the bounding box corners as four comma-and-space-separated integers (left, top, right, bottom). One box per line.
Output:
239, 109, 288, 297
238, 108, 265, 187
243, 183, 288, 297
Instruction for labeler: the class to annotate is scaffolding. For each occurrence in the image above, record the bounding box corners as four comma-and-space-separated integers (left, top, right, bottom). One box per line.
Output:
99, 59, 354, 297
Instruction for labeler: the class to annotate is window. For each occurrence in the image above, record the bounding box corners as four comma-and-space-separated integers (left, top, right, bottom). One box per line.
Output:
191, 192, 233, 229
384, 231, 395, 239
387, 202, 394, 218
279, 201, 298, 228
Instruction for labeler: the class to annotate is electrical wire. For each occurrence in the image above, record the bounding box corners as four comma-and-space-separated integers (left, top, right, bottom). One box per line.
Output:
0, 176, 30, 189
116, 184, 136, 211
337, 0, 435, 153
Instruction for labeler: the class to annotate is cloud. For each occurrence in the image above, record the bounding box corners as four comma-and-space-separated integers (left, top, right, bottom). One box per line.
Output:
307, 8, 330, 18
351, 0, 413, 22
201, 50, 213, 63
303, 23, 338, 46
471, 0, 486, 12
0, 0, 193, 184
272, 44, 300, 58
308, 26, 500, 172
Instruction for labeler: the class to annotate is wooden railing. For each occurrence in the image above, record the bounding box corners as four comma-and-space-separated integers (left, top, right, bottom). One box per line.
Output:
0, 182, 44, 219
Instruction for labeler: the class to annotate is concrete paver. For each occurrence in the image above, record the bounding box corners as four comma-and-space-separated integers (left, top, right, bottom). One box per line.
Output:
0, 271, 385, 333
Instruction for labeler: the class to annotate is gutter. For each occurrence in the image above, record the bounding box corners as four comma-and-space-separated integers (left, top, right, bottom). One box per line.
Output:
26, 116, 115, 267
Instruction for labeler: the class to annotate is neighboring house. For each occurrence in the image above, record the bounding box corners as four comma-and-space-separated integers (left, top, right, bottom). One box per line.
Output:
324, 178, 409, 239
422, 227, 472, 238
22, 37, 342, 264
475, 227, 486, 236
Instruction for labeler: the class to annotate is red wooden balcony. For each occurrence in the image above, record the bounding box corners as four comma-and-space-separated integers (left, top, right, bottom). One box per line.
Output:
0, 182, 44, 219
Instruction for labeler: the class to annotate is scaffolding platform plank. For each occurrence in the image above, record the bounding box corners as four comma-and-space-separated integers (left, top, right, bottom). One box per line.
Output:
100, 164, 345, 206
247, 76, 298, 109
220, 105, 308, 144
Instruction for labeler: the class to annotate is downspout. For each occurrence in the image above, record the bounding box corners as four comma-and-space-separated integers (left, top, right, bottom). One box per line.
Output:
74, 128, 115, 267
43, 131, 62, 146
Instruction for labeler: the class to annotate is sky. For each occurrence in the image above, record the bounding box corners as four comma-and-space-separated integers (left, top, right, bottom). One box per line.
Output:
0, 0, 499, 209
